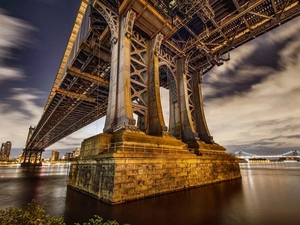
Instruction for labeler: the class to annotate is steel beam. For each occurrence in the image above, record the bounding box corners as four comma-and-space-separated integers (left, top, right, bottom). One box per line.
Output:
67, 67, 109, 87
56, 88, 96, 103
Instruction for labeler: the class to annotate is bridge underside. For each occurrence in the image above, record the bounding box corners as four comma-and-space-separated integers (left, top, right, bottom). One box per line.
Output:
22, 0, 300, 202
23, 0, 300, 155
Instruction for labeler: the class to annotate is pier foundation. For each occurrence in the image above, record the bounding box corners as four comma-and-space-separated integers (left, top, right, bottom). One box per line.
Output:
67, 131, 241, 204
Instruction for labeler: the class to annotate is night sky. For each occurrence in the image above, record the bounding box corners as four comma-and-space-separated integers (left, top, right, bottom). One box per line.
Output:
1, 0, 300, 158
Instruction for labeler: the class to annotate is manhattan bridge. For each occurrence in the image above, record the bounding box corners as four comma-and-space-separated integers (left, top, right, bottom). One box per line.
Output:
22, 0, 300, 164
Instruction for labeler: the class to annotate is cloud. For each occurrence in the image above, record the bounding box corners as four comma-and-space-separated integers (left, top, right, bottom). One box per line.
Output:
0, 8, 104, 153
0, 86, 105, 153
0, 7, 105, 155
203, 17, 300, 153
49, 118, 105, 151
279, 35, 300, 68
0, 88, 44, 148
0, 8, 34, 81
203, 17, 300, 101
262, 17, 300, 45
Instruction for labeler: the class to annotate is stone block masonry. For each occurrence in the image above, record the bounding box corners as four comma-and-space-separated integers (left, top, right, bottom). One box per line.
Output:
67, 151, 241, 204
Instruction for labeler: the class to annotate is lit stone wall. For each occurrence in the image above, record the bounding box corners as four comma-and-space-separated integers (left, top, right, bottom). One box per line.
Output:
67, 152, 241, 204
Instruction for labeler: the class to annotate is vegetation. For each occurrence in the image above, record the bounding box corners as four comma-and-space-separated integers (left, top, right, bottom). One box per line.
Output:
74, 215, 130, 225
0, 200, 129, 225
0, 200, 65, 225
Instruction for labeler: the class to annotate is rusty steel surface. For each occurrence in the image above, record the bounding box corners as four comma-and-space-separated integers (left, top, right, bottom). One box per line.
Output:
25, 0, 300, 150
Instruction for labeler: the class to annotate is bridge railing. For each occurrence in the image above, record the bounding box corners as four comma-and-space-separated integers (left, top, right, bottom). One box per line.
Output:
199, 151, 235, 157
102, 142, 195, 155
80, 142, 236, 158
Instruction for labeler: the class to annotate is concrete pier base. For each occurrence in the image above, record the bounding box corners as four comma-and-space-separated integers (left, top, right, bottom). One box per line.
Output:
67, 131, 241, 204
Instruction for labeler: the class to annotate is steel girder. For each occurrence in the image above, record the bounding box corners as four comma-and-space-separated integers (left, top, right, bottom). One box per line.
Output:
25, 0, 300, 151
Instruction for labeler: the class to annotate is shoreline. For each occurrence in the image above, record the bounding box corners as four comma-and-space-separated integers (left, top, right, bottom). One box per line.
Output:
0, 162, 71, 167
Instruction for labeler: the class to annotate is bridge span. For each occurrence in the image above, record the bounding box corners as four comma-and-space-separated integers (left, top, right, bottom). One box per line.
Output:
22, 0, 300, 164
20, 0, 300, 204
235, 150, 300, 162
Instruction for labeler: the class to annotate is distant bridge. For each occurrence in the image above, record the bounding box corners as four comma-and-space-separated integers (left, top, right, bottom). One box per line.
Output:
234, 150, 300, 160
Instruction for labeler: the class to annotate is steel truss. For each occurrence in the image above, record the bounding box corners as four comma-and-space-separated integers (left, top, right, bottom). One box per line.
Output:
23, 0, 300, 156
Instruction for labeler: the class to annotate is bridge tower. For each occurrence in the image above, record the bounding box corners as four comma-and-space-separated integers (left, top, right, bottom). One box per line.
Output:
21, 126, 44, 166
67, 0, 240, 204
77, 0, 225, 158
293, 150, 298, 156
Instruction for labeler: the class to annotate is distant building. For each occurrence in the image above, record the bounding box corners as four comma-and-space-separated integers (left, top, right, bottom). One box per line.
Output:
18, 152, 24, 163
51, 150, 60, 161
73, 147, 80, 158
64, 152, 74, 160
0, 141, 12, 160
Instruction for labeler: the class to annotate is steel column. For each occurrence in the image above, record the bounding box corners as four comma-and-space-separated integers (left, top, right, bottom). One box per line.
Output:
147, 33, 168, 136
103, 10, 136, 133
177, 56, 213, 144
177, 57, 199, 143
169, 80, 181, 139
191, 70, 213, 144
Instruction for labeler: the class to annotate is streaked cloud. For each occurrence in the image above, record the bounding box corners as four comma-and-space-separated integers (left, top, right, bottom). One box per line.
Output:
204, 17, 300, 101
0, 88, 44, 148
49, 118, 105, 151
0, 8, 34, 81
0, 86, 105, 154
203, 17, 300, 154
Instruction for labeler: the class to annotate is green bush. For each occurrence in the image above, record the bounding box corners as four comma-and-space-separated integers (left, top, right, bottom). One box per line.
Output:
0, 200, 129, 225
0, 200, 65, 225
75, 215, 130, 225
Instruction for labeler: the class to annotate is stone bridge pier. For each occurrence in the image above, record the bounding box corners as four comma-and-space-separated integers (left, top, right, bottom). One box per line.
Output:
67, 0, 241, 205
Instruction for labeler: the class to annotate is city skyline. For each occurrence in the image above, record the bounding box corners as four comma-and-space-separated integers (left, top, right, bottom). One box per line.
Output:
0, 1, 299, 157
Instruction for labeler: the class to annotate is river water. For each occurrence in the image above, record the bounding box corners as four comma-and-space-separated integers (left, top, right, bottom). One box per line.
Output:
0, 162, 299, 225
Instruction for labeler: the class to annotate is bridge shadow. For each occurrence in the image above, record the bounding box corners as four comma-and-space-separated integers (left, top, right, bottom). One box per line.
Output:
63, 179, 243, 225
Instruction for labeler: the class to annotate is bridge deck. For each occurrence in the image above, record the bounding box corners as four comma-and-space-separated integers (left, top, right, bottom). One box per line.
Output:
26, 0, 300, 150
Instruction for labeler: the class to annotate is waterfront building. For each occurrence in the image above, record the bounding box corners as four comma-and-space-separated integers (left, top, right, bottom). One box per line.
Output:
0, 141, 12, 160
64, 152, 74, 160
51, 150, 60, 162
72, 147, 80, 158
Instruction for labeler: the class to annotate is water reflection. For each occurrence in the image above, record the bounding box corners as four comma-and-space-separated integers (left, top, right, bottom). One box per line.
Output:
63, 179, 243, 225
1, 163, 300, 225
0, 165, 68, 212
239, 162, 300, 225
